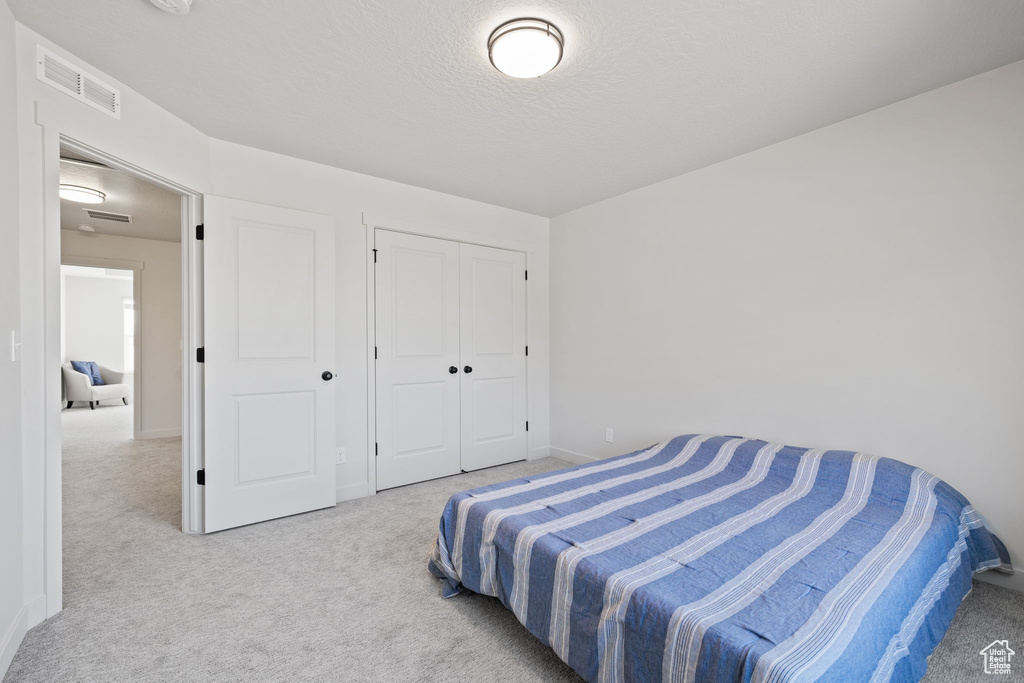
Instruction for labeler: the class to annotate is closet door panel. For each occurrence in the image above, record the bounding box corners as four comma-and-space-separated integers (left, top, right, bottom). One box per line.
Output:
460, 244, 528, 471
375, 230, 462, 490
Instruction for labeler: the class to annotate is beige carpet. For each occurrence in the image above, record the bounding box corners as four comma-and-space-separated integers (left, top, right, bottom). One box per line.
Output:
3, 404, 1021, 682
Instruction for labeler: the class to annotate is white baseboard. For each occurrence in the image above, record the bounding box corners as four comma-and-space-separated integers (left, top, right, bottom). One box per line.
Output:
137, 427, 182, 440
24, 595, 46, 630
0, 604, 28, 681
976, 566, 1023, 593
336, 481, 369, 503
549, 447, 600, 465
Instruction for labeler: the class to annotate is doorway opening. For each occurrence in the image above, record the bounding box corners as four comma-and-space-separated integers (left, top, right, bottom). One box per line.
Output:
58, 145, 186, 552
60, 263, 135, 413
40, 133, 203, 618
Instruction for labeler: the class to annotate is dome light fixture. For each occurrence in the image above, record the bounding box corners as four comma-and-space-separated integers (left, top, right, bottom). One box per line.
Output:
59, 185, 106, 204
149, 0, 192, 15
488, 18, 564, 79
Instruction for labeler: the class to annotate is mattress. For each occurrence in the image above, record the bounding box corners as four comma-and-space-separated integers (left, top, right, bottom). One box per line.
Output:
429, 434, 1011, 682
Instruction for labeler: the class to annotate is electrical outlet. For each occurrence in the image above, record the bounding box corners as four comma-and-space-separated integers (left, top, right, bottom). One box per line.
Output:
605, 428, 614, 443
335, 447, 347, 465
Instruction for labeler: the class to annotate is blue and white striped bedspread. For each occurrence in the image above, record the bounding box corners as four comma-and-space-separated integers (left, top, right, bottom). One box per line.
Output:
428, 434, 1011, 683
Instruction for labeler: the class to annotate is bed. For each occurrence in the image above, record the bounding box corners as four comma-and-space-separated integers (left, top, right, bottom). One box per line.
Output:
429, 434, 1011, 683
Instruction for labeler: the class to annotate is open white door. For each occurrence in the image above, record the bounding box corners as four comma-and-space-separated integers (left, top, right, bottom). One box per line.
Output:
203, 196, 336, 532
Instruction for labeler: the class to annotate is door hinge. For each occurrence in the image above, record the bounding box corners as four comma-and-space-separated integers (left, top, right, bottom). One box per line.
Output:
525, 270, 528, 281
196, 469, 205, 485
375, 442, 379, 456
196, 347, 205, 363
196, 224, 204, 240
526, 421, 529, 432
525, 345, 528, 356
374, 346, 377, 360
372, 248, 377, 263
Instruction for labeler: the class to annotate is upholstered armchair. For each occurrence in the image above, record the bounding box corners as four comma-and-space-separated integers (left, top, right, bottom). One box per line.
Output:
62, 363, 131, 410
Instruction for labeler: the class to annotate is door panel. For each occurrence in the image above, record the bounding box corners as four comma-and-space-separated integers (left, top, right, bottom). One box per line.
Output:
204, 196, 336, 532
393, 382, 447, 453
470, 260, 515, 355
470, 377, 516, 442
460, 243, 528, 471
236, 223, 314, 359
375, 230, 461, 489
394, 249, 447, 357
235, 392, 315, 483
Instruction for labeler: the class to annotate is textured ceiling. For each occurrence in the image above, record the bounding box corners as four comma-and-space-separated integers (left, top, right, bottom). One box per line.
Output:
14, 0, 1024, 216
60, 150, 182, 242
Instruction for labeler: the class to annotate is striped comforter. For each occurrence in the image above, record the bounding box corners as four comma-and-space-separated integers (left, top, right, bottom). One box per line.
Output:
429, 435, 1011, 683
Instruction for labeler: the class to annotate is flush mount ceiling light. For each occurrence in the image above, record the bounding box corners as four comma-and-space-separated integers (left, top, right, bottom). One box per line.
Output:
59, 185, 106, 204
488, 18, 564, 78
149, 0, 192, 15
77, 224, 96, 233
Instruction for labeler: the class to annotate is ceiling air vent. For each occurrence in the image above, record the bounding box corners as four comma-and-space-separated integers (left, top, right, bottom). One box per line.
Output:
83, 209, 133, 224
36, 45, 121, 119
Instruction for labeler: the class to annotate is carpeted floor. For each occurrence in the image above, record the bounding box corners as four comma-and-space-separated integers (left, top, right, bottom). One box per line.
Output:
3, 404, 1021, 682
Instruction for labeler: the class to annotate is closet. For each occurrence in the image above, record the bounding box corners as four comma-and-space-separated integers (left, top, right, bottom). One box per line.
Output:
374, 229, 528, 490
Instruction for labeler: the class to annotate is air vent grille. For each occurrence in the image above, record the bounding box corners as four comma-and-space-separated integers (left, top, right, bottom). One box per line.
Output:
83, 209, 133, 224
36, 45, 121, 119
83, 79, 118, 113
43, 55, 79, 92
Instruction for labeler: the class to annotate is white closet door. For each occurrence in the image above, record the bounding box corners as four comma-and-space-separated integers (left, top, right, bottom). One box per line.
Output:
375, 230, 462, 490
203, 196, 336, 533
459, 243, 528, 471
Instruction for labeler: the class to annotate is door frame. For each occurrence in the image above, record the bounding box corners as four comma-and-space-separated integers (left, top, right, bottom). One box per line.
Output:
363, 213, 534, 494
41, 132, 204, 617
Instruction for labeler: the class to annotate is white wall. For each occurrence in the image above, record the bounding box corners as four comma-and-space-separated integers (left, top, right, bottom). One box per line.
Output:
0, 2, 26, 677
61, 233, 182, 437
62, 272, 133, 374
209, 140, 550, 500
11, 19, 550, 652
550, 60, 1024, 591
15, 21, 211, 627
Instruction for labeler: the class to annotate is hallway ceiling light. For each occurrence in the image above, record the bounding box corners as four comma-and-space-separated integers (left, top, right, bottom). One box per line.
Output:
488, 19, 563, 79
59, 185, 106, 204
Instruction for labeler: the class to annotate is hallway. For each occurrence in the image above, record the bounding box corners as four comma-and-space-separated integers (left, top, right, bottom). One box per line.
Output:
61, 403, 182, 534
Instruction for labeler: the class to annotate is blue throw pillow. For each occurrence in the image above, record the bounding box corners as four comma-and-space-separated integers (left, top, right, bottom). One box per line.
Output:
70, 360, 105, 386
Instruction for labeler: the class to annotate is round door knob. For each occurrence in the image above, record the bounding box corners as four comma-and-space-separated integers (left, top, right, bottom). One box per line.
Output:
321, 371, 334, 381
464, 366, 473, 374
448, 366, 458, 374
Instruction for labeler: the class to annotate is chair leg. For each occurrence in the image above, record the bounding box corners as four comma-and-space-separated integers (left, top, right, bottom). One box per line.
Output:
90, 401, 95, 410
123, 397, 128, 405
66, 401, 73, 409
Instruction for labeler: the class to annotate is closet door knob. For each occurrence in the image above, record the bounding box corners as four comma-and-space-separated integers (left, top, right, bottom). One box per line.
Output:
448, 366, 458, 374
321, 371, 334, 381
464, 366, 473, 374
